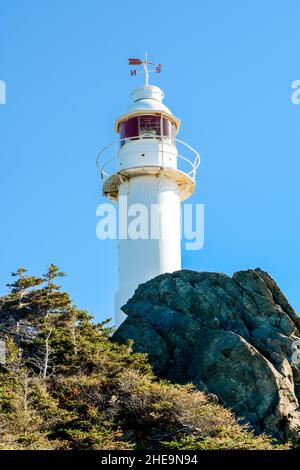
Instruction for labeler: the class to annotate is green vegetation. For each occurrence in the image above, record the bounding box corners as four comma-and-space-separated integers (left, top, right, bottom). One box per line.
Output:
0, 266, 286, 450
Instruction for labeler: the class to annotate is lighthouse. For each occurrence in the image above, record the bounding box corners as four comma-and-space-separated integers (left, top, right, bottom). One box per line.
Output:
97, 57, 200, 326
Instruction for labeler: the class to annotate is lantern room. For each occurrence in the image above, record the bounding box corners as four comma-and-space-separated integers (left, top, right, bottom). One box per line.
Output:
113, 85, 181, 172
119, 114, 176, 146
115, 85, 181, 139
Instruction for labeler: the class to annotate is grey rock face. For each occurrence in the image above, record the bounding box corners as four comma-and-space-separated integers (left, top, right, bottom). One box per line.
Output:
113, 268, 300, 442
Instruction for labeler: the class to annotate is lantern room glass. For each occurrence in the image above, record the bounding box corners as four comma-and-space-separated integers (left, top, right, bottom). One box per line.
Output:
120, 115, 175, 146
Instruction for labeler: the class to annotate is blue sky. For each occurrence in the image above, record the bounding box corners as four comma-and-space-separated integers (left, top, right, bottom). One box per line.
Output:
0, 0, 299, 323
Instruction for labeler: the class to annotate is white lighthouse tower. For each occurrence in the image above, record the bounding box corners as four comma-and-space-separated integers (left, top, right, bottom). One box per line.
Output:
97, 57, 200, 326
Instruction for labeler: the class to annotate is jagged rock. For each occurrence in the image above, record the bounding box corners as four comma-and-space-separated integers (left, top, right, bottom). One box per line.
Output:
113, 268, 300, 442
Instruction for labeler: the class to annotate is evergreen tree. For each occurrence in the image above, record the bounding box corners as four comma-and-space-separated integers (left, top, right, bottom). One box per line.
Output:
0, 266, 289, 450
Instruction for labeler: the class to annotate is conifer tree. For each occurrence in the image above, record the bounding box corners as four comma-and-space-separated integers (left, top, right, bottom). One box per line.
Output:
0, 266, 287, 450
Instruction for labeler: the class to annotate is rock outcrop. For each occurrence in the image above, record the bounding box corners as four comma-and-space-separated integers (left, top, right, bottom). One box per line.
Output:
113, 269, 300, 442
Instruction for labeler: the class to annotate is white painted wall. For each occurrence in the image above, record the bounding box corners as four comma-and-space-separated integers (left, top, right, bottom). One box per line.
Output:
115, 174, 181, 326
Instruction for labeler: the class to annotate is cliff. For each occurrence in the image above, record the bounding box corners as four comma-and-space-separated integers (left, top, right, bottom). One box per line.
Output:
113, 268, 300, 442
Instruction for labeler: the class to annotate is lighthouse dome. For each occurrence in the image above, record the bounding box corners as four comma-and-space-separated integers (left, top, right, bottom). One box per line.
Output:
115, 84, 180, 133
128, 85, 172, 114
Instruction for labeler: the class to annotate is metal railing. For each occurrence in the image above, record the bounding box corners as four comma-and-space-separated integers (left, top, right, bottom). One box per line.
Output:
96, 135, 201, 181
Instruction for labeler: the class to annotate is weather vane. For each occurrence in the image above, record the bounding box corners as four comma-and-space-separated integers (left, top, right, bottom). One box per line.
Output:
128, 53, 162, 86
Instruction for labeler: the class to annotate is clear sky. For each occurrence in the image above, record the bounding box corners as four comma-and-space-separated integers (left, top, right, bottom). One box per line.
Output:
0, 0, 299, 323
